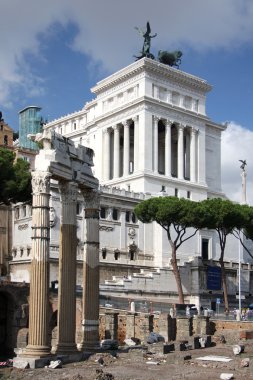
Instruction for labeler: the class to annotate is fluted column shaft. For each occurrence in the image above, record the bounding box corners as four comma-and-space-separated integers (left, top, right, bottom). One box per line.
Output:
177, 124, 184, 180
165, 120, 172, 177
113, 125, 120, 178
79, 189, 100, 351
133, 116, 138, 173
190, 128, 197, 182
154, 116, 159, 173
56, 181, 78, 354
103, 129, 110, 181
123, 121, 130, 177
24, 171, 51, 357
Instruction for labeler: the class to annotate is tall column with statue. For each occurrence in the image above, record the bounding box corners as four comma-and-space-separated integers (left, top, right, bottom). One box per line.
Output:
79, 188, 100, 351
24, 171, 51, 357
239, 160, 247, 204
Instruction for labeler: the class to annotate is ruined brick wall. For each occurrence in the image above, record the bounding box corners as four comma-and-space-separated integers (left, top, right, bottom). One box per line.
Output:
213, 319, 253, 343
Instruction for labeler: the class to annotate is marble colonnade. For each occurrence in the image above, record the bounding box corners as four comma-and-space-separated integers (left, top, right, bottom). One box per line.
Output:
20, 130, 100, 360
103, 116, 198, 182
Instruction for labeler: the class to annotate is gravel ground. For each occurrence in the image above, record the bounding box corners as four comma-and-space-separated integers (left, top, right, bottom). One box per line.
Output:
1, 342, 253, 380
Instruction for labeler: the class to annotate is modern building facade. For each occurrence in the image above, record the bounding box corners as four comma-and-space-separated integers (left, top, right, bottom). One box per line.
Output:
19, 106, 42, 150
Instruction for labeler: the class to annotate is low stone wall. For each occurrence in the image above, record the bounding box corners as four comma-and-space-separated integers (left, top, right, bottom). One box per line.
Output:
98, 311, 210, 344
14, 308, 253, 352
212, 319, 253, 344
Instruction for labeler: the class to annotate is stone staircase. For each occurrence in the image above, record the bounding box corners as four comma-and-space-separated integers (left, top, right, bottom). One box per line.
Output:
102, 267, 184, 293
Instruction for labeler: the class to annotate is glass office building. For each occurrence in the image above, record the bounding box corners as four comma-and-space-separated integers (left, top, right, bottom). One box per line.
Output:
19, 106, 42, 150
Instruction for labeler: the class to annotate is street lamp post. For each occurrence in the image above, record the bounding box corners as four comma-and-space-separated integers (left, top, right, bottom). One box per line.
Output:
238, 159, 247, 318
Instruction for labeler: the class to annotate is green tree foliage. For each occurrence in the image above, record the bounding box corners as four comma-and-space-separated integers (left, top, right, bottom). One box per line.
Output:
235, 204, 253, 260
134, 196, 205, 304
0, 148, 32, 204
200, 198, 246, 310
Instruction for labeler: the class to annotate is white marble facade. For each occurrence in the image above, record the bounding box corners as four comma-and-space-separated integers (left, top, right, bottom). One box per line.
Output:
10, 57, 253, 285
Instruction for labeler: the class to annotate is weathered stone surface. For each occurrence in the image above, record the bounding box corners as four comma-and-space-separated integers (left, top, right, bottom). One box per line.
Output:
220, 374, 234, 380
163, 343, 175, 354
232, 344, 244, 355
241, 358, 250, 367
100, 339, 118, 350
12, 359, 30, 369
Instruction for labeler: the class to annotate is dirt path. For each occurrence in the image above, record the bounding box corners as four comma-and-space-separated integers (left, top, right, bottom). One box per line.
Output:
1, 343, 253, 380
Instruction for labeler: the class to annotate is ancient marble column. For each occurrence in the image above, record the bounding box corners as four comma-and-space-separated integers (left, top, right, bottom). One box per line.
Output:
153, 116, 159, 173
24, 171, 51, 357
103, 128, 110, 181
177, 124, 184, 180
165, 120, 172, 177
123, 121, 130, 177
190, 127, 197, 182
133, 116, 139, 173
55, 181, 78, 354
113, 125, 120, 178
79, 189, 100, 351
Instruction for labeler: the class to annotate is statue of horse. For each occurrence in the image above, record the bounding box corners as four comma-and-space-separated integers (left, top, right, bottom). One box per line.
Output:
157, 50, 182, 68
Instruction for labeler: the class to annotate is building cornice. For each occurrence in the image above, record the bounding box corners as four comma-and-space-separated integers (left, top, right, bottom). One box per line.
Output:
91, 58, 212, 95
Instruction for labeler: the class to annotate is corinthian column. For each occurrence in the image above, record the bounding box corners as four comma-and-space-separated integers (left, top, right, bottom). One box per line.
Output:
55, 181, 78, 354
190, 128, 197, 182
24, 171, 51, 357
123, 121, 130, 177
177, 124, 184, 180
113, 125, 120, 178
133, 116, 139, 173
154, 116, 159, 173
79, 189, 100, 351
165, 120, 172, 177
103, 128, 110, 181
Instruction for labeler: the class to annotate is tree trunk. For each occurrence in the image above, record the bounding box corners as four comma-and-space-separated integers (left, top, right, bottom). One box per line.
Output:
170, 244, 185, 304
220, 251, 229, 311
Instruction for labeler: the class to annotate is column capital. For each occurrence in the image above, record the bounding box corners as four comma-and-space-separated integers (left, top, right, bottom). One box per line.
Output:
102, 127, 110, 135
177, 123, 185, 131
81, 188, 100, 210
112, 124, 120, 131
191, 127, 198, 135
153, 115, 160, 123
58, 181, 78, 203
31, 171, 51, 194
132, 115, 138, 123
123, 119, 131, 127
165, 119, 173, 127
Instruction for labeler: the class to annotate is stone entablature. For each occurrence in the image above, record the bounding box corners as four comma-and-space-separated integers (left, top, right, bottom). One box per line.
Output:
91, 58, 212, 97
45, 58, 217, 137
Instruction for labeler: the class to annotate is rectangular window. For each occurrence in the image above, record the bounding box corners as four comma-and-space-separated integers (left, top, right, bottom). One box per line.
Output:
187, 191, 191, 199
100, 207, 106, 219
202, 238, 209, 260
76, 203, 81, 215
175, 188, 178, 197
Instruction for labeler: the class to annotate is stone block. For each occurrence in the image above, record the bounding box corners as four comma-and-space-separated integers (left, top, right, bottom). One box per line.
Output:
174, 340, 188, 351
239, 330, 253, 340
163, 343, 175, 354
193, 336, 201, 349
12, 359, 30, 369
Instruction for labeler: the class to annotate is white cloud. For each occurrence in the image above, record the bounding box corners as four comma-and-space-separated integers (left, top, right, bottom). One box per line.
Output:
221, 122, 253, 205
2, 0, 253, 107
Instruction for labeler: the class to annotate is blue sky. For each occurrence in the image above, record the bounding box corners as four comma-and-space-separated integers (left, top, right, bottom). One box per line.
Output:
1, 0, 253, 202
